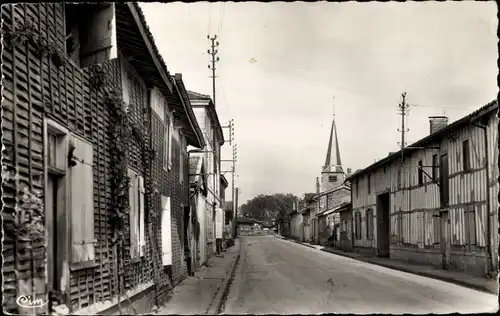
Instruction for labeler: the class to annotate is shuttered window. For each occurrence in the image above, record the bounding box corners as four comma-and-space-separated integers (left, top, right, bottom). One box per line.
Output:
70, 135, 95, 263
128, 169, 145, 259
464, 207, 476, 246
366, 209, 374, 240
367, 174, 371, 194
151, 87, 165, 122
161, 196, 172, 266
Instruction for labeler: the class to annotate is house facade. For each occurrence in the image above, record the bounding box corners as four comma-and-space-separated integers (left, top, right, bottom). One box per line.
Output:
315, 185, 352, 246
187, 91, 225, 259
1, 3, 205, 314
346, 100, 498, 277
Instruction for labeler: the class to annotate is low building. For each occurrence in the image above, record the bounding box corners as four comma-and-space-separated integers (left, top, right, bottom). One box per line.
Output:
289, 210, 303, 241
187, 90, 225, 259
318, 202, 353, 250
346, 100, 498, 277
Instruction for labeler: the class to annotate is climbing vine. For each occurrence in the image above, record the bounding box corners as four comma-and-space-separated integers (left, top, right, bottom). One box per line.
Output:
3, 21, 66, 67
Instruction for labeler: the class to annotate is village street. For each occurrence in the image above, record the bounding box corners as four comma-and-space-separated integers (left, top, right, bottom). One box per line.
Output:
222, 236, 498, 315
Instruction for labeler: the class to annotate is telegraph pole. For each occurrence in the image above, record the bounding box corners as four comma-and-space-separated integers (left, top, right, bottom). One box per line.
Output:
397, 92, 409, 166
208, 34, 220, 252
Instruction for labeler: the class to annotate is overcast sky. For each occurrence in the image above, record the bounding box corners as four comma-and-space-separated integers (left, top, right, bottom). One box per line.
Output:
140, 1, 498, 205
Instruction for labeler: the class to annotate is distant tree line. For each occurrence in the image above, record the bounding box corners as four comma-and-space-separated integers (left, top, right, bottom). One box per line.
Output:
240, 193, 303, 224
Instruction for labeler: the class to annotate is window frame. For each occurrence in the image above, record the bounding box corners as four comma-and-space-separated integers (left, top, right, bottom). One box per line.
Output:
366, 209, 374, 240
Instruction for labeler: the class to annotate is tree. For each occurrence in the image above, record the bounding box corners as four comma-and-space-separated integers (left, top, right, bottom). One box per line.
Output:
240, 193, 299, 223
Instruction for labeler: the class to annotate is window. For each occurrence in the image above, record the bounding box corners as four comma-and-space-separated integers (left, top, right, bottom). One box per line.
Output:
397, 169, 402, 189
329, 175, 338, 183
69, 135, 95, 263
355, 212, 361, 239
439, 154, 449, 207
418, 160, 423, 185
462, 140, 471, 172
356, 179, 359, 198
432, 154, 439, 181
163, 114, 172, 171
64, 3, 117, 68
367, 174, 371, 194
366, 209, 374, 240
464, 207, 476, 246
161, 196, 172, 266
129, 169, 145, 259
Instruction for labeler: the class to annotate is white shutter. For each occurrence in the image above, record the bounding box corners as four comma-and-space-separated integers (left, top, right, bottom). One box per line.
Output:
70, 135, 95, 263
151, 87, 165, 122
138, 176, 145, 257
161, 196, 172, 266
215, 208, 223, 239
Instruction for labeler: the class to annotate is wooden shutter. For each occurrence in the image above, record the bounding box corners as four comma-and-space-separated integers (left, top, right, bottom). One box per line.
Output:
161, 196, 172, 266
138, 176, 145, 257
168, 115, 173, 169
215, 208, 223, 239
70, 135, 95, 263
128, 169, 139, 259
79, 4, 117, 67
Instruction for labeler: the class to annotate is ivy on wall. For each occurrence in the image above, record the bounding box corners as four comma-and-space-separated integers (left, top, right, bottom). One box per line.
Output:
3, 22, 66, 67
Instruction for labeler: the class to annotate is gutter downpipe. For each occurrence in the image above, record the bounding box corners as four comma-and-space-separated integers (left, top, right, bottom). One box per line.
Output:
473, 120, 493, 276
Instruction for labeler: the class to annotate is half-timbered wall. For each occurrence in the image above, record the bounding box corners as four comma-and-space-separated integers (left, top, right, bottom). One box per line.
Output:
351, 111, 498, 275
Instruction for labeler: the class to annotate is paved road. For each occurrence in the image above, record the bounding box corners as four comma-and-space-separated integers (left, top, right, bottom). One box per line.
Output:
222, 236, 498, 314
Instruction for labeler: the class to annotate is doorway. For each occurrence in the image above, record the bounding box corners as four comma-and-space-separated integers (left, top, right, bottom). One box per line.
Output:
376, 193, 390, 257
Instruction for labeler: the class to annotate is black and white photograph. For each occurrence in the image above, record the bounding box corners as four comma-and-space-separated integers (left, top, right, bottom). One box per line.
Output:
1, 1, 499, 315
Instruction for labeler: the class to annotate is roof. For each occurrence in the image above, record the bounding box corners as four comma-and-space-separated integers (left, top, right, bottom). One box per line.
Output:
116, 4, 204, 148
318, 201, 351, 217
220, 174, 229, 188
346, 100, 498, 181
188, 90, 225, 146
313, 184, 351, 200
172, 74, 205, 148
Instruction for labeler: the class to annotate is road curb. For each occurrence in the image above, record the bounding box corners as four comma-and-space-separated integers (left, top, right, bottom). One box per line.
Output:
206, 241, 242, 315
277, 235, 318, 249
320, 248, 498, 295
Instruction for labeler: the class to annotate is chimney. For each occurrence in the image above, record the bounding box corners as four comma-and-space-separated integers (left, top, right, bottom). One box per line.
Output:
346, 168, 352, 175
316, 177, 320, 194
429, 116, 449, 135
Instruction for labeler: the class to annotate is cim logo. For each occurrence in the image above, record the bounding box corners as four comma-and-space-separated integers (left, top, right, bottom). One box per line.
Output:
16, 295, 48, 309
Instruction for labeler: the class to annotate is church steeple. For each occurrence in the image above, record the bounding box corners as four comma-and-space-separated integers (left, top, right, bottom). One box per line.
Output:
323, 97, 342, 172
320, 97, 345, 192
